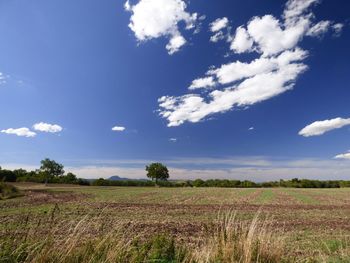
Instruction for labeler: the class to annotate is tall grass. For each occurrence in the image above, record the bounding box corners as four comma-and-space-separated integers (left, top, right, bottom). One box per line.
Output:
187, 211, 285, 263
0, 207, 289, 263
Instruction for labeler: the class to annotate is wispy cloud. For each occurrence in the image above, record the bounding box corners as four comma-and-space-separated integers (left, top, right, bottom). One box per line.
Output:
0, 72, 8, 85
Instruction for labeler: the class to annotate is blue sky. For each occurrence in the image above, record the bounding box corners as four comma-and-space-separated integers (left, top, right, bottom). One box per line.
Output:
0, 0, 350, 180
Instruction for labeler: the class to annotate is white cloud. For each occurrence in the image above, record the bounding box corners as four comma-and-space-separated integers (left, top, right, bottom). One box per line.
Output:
124, 0, 131, 11
112, 126, 126, 132
166, 34, 186, 55
332, 23, 344, 37
159, 49, 308, 126
209, 17, 229, 43
33, 122, 63, 133
283, 0, 319, 25
125, 0, 198, 54
1, 128, 36, 137
210, 31, 225, 43
334, 152, 350, 160
169, 138, 177, 142
299, 117, 350, 137
158, 0, 341, 127
229, 0, 341, 57
230, 26, 254, 53
248, 127, 254, 131
209, 48, 307, 85
306, 20, 331, 37
210, 17, 229, 32
306, 21, 344, 38
246, 14, 310, 57
189, 76, 215, 90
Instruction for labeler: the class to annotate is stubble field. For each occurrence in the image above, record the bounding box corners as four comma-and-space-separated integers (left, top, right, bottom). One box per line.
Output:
1, 183, 350, 262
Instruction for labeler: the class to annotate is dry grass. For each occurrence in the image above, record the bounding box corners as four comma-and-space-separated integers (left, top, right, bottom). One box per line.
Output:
2, 185, 350, 262
187, 211, 285, 263
0, 208, 287, 263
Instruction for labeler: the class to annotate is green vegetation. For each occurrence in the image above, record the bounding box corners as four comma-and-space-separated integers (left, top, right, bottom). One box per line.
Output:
0, 182, 21, 199
2, 160, 350, 189
40, 158, 65, 184
0, 161, 89, 185
145, 162, 170, 183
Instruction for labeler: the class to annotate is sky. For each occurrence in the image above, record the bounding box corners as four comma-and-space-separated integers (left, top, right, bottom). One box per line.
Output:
0, 0, 350, 181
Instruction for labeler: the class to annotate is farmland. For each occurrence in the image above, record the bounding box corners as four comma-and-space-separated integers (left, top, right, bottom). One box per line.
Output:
1, 183, 350, 262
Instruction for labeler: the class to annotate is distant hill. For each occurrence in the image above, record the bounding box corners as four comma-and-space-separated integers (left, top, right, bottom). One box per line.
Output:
108, 175, 131, 181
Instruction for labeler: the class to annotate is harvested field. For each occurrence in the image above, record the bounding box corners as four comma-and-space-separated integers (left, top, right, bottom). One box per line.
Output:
1, 184, 350, 262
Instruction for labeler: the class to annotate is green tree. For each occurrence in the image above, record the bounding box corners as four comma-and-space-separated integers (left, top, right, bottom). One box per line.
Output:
40, 158, 64, 185
145, 163, 169, 184
60, 172, 77, 184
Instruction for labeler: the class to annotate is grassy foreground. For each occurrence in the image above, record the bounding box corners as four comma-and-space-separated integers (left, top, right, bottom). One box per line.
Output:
1, 210, 287, 263
1, 183, 350, 262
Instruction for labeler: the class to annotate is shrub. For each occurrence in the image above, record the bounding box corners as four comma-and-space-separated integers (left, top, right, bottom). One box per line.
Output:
0, 183, 20, 200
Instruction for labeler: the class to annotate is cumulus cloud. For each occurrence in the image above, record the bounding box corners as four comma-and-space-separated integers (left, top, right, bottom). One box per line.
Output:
169, 138, 177, 142
158, 0, 343, 127
189, 76, 215, 90
299, 118, 350, 137
334, 152, 350, 160
33, 122, 63, 133
209, 48, 308, 85
159, 56, 307, 126
125, 0, 199, 54
112, 126, 126, 132
1, 128, 36, 137
230, 26, 254, 53
210, 17, 229, 32
209, 17, 229, 42
166, 34, 186, 55
229, 0, 343, 57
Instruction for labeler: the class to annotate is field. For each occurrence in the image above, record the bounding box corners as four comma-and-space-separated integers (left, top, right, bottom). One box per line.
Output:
1, 183, 350, 262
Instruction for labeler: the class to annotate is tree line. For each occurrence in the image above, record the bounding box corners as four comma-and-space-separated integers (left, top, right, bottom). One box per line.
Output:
0, 159, 89, 185
1, 160, 350, 188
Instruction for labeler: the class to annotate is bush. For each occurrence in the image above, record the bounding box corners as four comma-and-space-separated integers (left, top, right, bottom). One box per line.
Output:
0, 183, 21, 200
